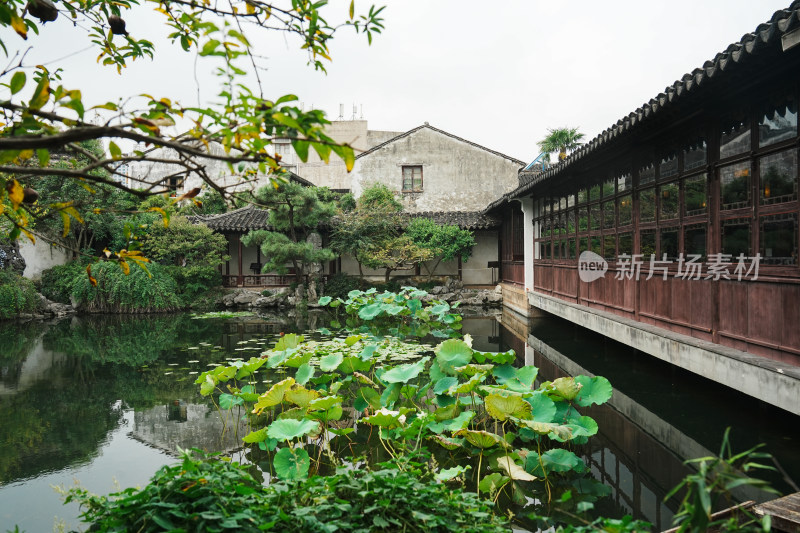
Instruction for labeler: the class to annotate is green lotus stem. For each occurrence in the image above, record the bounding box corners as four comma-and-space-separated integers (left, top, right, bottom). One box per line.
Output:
476, 450, 483, 494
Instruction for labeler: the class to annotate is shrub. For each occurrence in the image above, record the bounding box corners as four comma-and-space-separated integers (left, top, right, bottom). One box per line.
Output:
71, 262, 182, 313
65, 450, 512, 533
164, 265, 222, 297
322, 272, 361, 300
0, 270, 39, 319
40, 262, 85, 304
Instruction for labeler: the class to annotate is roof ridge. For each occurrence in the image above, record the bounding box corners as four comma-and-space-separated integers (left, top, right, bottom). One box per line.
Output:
356, 124, 526, 166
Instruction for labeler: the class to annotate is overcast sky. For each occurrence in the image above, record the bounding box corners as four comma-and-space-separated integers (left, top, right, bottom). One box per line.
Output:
10, 0, 794, 164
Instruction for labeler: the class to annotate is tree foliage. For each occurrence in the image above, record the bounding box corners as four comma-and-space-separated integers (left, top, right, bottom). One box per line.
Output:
242, 182, 336, 281
140, 215, 228, 267
331, 183, 431, 281
0, 0, 384, 267
406, 217, 476, 280
537, 127, 585, 162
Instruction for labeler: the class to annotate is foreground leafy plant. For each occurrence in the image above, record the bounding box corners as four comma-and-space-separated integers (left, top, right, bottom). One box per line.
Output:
665, 428, 778, 533
65, 449, 512, 533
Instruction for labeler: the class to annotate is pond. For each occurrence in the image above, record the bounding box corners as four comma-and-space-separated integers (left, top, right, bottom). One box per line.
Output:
0, 309, 798, 532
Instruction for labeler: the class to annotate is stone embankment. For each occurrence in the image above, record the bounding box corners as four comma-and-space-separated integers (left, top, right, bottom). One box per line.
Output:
220, 279, 503, 309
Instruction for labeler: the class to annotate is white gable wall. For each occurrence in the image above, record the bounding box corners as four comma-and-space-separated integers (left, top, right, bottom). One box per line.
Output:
351, 127, 522, 213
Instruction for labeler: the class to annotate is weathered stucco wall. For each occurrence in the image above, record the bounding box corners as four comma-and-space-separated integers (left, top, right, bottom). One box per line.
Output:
462, 230, 499, 285
352, 126, 522, 213
20, 239, 70, 279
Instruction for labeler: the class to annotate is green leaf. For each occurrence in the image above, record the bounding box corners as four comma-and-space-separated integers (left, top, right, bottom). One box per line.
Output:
284, 386, 320, 408
295, 363, 314, 385
267, 419, 320, 441
357, 387, 382, 410
253, 377, 295, 414
9, 71, 26, 95
433, 376, 458, 395
108, 141, 122, 159
317, 296, 332, 306
358, 302, 382, 320
550, 377, 582, 401
319, 352, 343, 372
454, 429, 503, 449
434, 465, 471, 481
338, 356, 372, 373
435, 339, 472, 374
308, 395, 342, 411
219, 393, 244, 410
242, 428, 269, 444
380, 356, 429, 384
485, 394, 532, 422
478, 473, 510, 495
273, 447, 310, 480
574, 375, 612, 407
568, 415, 599, 438
526, 392, 557, 423
274, 333, 303, 351
380, 382, 401, 408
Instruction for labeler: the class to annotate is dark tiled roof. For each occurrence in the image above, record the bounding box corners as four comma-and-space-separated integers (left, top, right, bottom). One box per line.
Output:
356, 124, 526, 167
506, 1, 800, 200
188, 205, 271, 232
406, 211, 501, 230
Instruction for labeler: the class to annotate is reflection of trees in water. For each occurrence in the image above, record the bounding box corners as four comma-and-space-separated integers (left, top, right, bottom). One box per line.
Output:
0, 321, 46, 368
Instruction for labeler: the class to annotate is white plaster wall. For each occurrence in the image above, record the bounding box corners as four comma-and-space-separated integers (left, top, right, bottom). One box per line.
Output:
20, 239, 70, 279
462, 230, 499, 285
351, 126, 522, 213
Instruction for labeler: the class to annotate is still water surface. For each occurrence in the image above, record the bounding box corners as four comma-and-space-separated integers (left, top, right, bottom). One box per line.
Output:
0, 311, 797, 532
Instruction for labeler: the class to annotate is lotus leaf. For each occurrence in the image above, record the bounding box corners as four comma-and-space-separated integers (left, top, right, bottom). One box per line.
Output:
433, 403, 460, 422
568, 415, 599, 438
242, 427, 268, 443
284, 386, 320, 408
283, 351, 313, 368
357, 387, 381, 411
454, 363, 494, 376
486, 394, 532, 421
435, 339, 473, 374
380, 356, 430, 384
319, 352, 344, 372
380, 382, 402, 408
274, 333, 303, 352
455, 429, 503, 449
328, 428, 354, 436
344, 335, 361, 347
514, 418, 573, 441
308, 395, 342, 411
358, 344, 378, 361
295, 363, 314, 385
278, 407, 306, 420
574, 375, 612, 407
267, 418, 320, 441
317, 296, 332, 305
434, 465, 471, 481
338, 356, 372, 373
525, 392, 557, 422
433, 377, 459, 395
525, 449, 585, 476
478, 472, 510, 495
362, 408, 408, 429
491, 364, 516, 384
238, 384, 259, 403
428, 411, 475, 434
429, 434, 464, 450
218, 393, 244, 410
449, 372, 487, 394
308, 403, 343, 423
273, 447, 310, 480
550, 376, 582, 400
252, 377, 295, 414
496, 456, 536, 481
358, 302, 383, 320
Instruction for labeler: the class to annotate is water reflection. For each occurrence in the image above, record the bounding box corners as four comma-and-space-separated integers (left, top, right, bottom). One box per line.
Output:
501, 310, 800, 531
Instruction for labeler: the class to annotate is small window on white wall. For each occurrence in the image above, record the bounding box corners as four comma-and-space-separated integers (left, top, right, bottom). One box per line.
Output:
402, 165, 423, 192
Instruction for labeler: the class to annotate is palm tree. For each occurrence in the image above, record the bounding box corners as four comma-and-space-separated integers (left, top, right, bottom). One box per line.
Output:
537, 127, 585, 162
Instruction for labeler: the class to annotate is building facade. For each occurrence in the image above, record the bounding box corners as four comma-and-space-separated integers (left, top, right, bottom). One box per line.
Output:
490, 2, 800, 414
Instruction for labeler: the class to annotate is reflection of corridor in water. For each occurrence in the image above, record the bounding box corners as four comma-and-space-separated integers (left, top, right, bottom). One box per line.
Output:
496, 308, 799, 531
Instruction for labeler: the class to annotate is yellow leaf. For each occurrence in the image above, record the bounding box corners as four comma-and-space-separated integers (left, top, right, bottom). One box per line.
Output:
246, 2, 255, 14
20, 228, 35, 244
10, 13, 27, 39
6, 180, 24, 210
119, 260, 130, 275
86, 265, 97, 287
59, 210, 71, 237
148, 206, 170, 227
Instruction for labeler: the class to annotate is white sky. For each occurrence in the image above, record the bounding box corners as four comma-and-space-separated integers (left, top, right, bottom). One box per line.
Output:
7, 0, 794, 164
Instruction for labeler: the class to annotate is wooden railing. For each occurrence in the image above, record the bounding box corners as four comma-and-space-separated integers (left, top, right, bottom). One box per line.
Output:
222, 274, 294, 287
